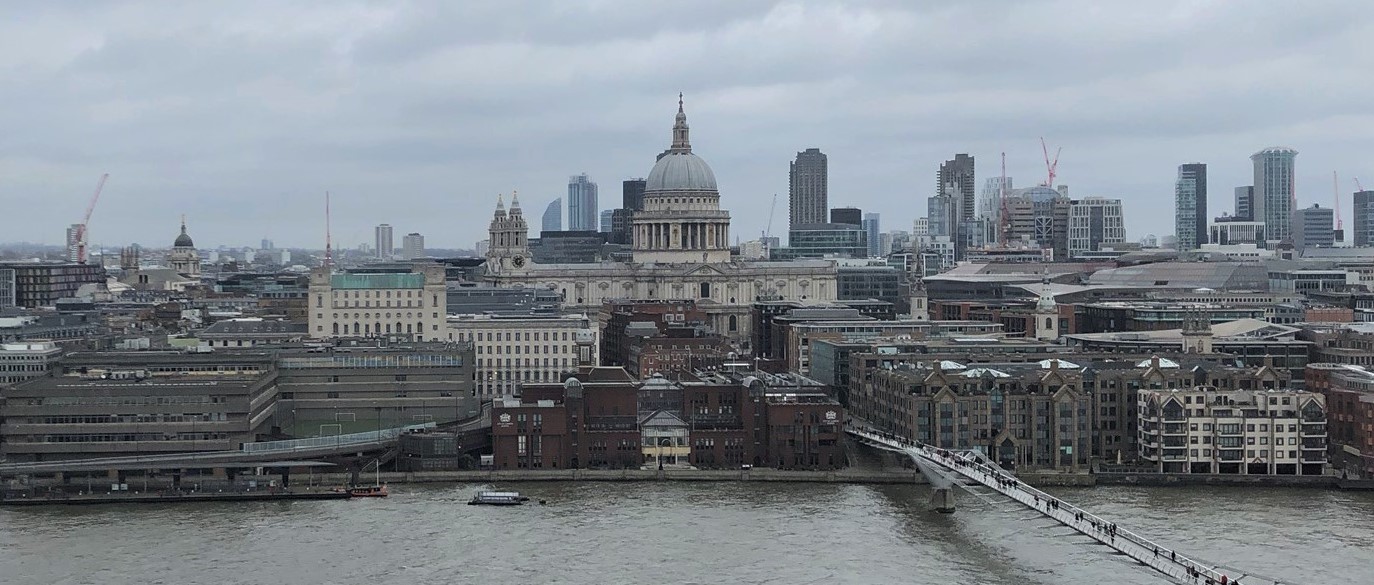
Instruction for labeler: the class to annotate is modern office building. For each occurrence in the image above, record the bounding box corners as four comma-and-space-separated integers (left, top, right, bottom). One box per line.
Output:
542, 198, 562, 232
0, 268, 15, 309
622, 178, 646, 211
862, 213, 880, 258
789, 148, 828, 231
1068, 197, 1126, 259
1353, 190, 1374, 247
773, 224, 868, 260
567, 173, 598, 231
1209, 221, 1266, 245
0, 262, 106, 308
1292, 204, 1335, 252
1138, 386, 1326, 475
1235, 186, 1255, 221
306, 265, 448, 341
979, 176, 1013, 244
599, 209, 614, 233
374, 224, 394, 259
830, 207, 862, 227
0, 341, 62, 386
401, 232, 425, 260
938, 154, 976, 227
1175, 163, 1207, 251
1252, 147, 1298, 243
927, 194, 957, 238
65, 224, 82, 263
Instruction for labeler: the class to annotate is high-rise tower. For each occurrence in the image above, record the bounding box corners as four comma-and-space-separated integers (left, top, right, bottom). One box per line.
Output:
374, 224, 394, 259
1252, 147, 1298, 243
542, 198, 563, 232
939, 154, 976, 224
789, 148, 828, 231
567, 173, 598, 231
1175, 163, 1208, 251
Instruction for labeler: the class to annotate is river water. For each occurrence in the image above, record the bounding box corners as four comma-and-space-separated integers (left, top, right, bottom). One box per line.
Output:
1, 482, 1369, 585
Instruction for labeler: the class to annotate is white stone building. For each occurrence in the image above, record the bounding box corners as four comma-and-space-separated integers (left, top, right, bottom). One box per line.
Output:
166, 219, 201, 278
446, 314, 597, 397
483, 98, 838, 347
307, 265, 447, 341
1138, 386, 1327, 475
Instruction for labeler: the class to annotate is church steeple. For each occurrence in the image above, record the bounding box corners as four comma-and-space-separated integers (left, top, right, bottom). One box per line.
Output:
494, 193, 506, 219
670, 92, 691, 153
509, 190, 522, 217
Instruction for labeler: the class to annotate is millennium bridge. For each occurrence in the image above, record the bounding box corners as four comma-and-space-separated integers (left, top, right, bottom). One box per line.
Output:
849, 426, 1303, 585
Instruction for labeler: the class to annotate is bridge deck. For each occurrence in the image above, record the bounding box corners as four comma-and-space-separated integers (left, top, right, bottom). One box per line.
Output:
849, 427, 1293, 585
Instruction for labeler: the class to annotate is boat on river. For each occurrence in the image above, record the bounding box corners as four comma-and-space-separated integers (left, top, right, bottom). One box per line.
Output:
349, 485, 389, 498
467, 491, 530, 506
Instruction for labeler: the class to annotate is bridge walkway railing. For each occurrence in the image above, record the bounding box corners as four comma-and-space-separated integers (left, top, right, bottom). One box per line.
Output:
848, 427, 1287, 585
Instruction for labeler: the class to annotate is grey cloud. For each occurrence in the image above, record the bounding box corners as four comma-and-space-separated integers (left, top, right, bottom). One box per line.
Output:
1, 0, 1372, 249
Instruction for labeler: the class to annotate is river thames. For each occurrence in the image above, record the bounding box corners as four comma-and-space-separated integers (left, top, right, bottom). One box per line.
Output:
2, 482, 1370, 585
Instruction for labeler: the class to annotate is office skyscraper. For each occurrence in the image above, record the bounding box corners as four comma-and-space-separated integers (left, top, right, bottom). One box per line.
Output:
939, 154, 976, 223
542, 198, 563, 232
374, 224, 393, 259
789, 148, 828, 231
599, 209, 614, 233
622, 178, 646, 211
862, 213, 880, 257
1252, 147, 1297, 243
65, 224, 82, 263
401, 232, 425, 260
567, 173, 598, 231
1175, 163, 1207, 251
1292, 204, 1334, 251
1354, 190, 1374, 247
1234, 186, 1254, 221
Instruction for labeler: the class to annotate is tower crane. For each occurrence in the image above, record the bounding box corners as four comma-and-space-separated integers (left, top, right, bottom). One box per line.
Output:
1333, 171, 1344, 231
764, 193, 778, 240
74, 173, 109, 264
1040, 138, 1061, 188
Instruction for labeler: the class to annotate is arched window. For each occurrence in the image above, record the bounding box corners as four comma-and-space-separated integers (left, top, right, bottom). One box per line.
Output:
332, 323, 339, 335
397, 321, 403, 335
1045, 317, 1053, 329
353, 322, 360, 335
700, 282, 710, 298
728, 315, 738, 332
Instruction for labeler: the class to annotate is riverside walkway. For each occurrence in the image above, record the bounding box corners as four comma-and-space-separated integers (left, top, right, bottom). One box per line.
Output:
849, 427, 1301, 585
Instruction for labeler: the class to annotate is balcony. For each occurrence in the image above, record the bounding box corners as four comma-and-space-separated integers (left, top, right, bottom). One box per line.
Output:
1302, 423, 1327, 437
1302, 452, 1327, 463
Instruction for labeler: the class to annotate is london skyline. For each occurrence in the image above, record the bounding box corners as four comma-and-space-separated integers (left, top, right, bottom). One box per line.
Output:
2, 1, 1371, 249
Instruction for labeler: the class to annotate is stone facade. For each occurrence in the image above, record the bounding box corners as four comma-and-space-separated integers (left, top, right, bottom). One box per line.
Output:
307, 266, 448, 341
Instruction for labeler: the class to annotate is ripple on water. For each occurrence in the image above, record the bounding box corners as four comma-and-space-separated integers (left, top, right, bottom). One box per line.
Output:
1, 483, 1369, 585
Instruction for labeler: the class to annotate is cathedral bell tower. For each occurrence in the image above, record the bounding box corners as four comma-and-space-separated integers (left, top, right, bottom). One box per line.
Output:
486, 192, 530, 273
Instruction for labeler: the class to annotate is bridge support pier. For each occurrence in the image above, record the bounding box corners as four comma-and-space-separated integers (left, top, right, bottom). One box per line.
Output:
931, 487, 956, 513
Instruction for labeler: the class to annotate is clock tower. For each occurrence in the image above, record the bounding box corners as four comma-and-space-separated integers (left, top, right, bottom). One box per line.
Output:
486, 192, 530, 274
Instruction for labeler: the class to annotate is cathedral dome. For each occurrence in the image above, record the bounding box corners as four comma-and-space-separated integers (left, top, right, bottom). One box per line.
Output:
174, 221, 194, 248
646, 152, 717, 193
644, 95, 717, 194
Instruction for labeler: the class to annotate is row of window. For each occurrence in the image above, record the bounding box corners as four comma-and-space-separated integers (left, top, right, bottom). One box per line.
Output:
23, 396, 228, 406
32, 432, 231, 443
32, 413, 230, 424
477, 345, 572, 356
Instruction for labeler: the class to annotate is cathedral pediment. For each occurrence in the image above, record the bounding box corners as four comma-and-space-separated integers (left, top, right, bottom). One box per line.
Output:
681, 263, 727, 277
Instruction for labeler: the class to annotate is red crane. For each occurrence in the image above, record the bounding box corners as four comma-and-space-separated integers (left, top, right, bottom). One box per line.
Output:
1333, 171, 1344, 231
1040, 138, 1061, 187
74, 173, 109, 264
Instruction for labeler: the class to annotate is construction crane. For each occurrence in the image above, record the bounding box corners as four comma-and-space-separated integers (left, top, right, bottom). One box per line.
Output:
764, 193, 778, 240
1040, 138, 1061, 188
74, 173, 109, 264
998, 151, 1010, 246
1357, 177, 1366, 193
324, 191, 333, 268
1333, 171, 1344, 231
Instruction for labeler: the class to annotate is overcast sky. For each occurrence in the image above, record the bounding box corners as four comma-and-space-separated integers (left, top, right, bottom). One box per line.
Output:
2, 1, 1371, 250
